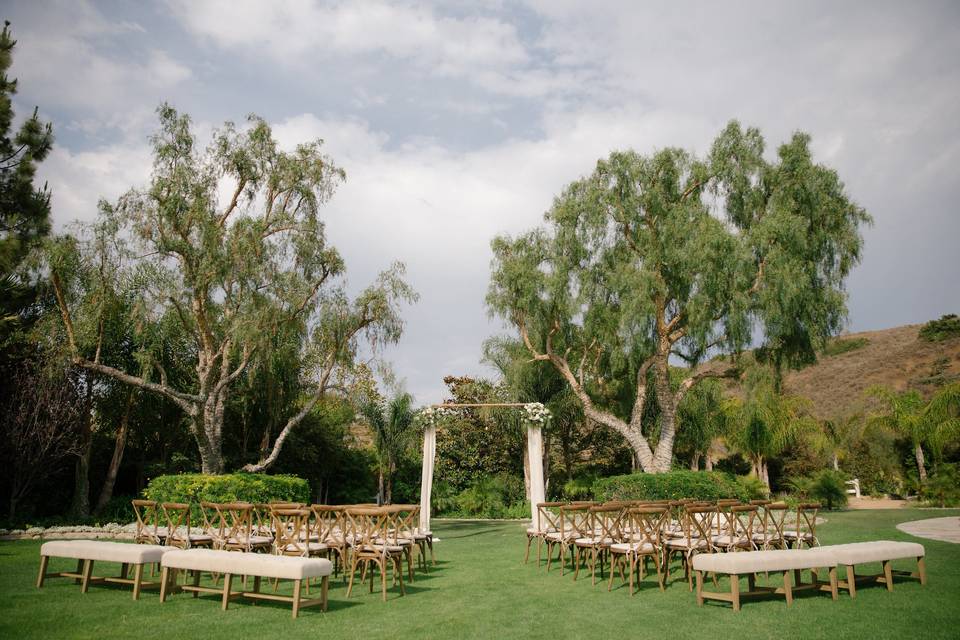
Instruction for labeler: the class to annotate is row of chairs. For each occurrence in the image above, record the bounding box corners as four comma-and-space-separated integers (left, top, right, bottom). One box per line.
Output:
131, 500, 435, 600
526, 498, 820, 594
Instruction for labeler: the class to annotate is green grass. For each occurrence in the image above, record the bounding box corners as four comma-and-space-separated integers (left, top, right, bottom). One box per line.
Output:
2, 510, 959, 639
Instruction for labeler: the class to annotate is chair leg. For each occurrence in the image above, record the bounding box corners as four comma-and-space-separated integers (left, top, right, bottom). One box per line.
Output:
36, 556, 49, 588
346, 557, 359, 598
524, 535, 533, 564
380, 559, 388, 601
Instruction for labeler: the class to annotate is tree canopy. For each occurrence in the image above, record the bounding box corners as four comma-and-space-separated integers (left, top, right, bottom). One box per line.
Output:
488, 121, 870, 472
47, 105, 415, 474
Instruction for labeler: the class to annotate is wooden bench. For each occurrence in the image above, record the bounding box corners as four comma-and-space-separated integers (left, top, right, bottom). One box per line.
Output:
692, 548, 838, 611
159, 549, 333, 618
37, 540, 170, 600
818, 541, 926, 597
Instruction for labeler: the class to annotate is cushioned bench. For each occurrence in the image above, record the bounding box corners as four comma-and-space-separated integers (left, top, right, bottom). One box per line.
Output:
160, 549, 333, 618
37, 540, 170, 600
818, 541, 926, 597
692, 549, 838, 611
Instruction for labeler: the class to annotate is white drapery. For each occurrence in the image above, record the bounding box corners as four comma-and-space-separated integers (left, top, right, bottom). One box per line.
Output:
526, 423, 545, 531
419, 424, 436, 532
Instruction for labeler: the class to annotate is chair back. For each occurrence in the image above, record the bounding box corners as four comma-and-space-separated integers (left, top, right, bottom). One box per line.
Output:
625, 506, 668, 550
345, 507, 390, 555
588, 504, 623, 541
536, 502, 565, 534
132, 499, 163, 545
793, 502, 820, 545
161, 502, 192, 548
682, 505, 718, 544
558, 503, 592, 540
272, 508, 312, 556
311, 505, 345, 544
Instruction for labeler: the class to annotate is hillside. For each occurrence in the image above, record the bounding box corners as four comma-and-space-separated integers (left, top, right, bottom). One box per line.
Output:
778, 323, 960, 419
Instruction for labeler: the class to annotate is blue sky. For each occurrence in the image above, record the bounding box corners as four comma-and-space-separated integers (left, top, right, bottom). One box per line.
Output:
6, 0, 960, 403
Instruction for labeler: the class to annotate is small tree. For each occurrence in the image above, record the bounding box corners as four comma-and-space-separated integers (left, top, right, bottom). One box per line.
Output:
867, 387, 939, 483
488, 121, 869, 472
676, 378, 727, 471
359, 392, 417, 504
49, 106, 415, 474
0, 362, 82, 518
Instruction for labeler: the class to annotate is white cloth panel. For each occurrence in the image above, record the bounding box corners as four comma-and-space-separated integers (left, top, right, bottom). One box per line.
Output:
419, 425, 436, 532
526, 423, 546, 532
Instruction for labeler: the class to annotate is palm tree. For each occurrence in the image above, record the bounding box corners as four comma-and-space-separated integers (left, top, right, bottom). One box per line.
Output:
359, 393, 416, 505
724, 366, 817, 489
867, 387, 932, 482
813, 414, 866, 472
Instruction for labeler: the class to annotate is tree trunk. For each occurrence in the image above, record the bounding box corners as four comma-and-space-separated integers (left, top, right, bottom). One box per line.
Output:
689, 452, 701, 471
70, 375, 95, 519
761, 461, 770, 490
651, 355, 678, 472
915, 442, 927, 483
705, 454, 714, 471
94, 392, 134, 514
832, 453, 839, 472
385, 460, 394, 504
377, 469, 385, 505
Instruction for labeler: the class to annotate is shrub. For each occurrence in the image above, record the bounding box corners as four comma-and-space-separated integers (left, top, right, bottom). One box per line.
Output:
453, 474, 526, 518
810, 470, 849, 510
919, 314, 960, 342
593, 471, 749, 502
922, 464, 960, 508
561, 473, 598, 501
786, 475, 815, 499
143, 473, 310, 522
822, 337, 869, 357
736, 475, 770, 500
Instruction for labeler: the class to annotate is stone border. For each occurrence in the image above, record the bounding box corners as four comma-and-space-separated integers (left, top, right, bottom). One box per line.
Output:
896, 516, 960, 544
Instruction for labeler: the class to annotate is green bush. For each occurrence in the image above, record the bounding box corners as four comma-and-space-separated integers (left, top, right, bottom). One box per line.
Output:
822, 337, 869, 357
923, 464, 960, 507
142, 473, 310, 522
453, 475, 526, 518
811, 470, 849, 510
736, 475, 770, 500
561, 474, 598, 501
919, 314, 960, 342
593, 471, 749, 502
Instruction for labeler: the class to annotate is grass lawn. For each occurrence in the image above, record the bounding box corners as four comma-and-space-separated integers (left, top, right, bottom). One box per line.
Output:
1, 509, 959, 639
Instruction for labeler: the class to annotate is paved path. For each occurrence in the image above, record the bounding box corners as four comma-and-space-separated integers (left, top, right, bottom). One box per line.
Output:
849, 497, 907, 509
896, 516, 960, 544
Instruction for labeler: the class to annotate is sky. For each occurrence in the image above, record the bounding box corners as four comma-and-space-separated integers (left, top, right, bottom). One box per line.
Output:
6, 0, 960, 404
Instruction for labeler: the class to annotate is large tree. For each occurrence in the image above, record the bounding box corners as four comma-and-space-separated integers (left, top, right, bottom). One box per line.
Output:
0, 21, 54, 354
49, 105, 414, 474
488, 121, 869, 472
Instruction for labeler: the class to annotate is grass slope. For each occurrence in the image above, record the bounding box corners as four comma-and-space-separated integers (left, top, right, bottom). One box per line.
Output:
1, 510, 959, 640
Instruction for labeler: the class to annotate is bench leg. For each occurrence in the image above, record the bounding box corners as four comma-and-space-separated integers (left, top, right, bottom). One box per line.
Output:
192, 569, 201, 598
37, 556, 49, 588
81, 560, 94, 594
221, 574, 232, 611
292, 579, 302, 619
846, 565, 857, 598
883, 560, 894, 592
159, 567, 170, 603
75, 559, 83, 584
829, 566, 838, 601
132, 563, 144, 600
782, 571, 793, 606
917, 557, 927, 586
120, 563, 129, 580
321, 575, 329, 612
731, 574, 741, 612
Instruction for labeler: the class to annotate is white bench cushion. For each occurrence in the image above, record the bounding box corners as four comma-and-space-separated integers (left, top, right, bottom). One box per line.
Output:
819, 541, 925, 565
161, 549, 332, 580
692, 549, 837, 574
40, 540, 169, 564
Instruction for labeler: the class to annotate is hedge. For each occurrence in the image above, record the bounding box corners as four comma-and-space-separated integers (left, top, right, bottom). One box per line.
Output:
142, 473, 310, 520
593, 470, 749, 502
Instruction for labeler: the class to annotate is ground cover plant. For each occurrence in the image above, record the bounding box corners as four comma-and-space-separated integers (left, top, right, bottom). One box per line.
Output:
2, 510, 959, 640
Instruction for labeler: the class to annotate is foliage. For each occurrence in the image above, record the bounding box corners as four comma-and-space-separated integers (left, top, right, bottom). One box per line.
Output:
45, 104, 414, 474
358, 392, 417, 504
0, 22, 54, 355
922, 464, 960, 508
735, 474, 770, 500
488, 121, 870, 472
919, 314, 960, 342
786, 475, 816, 500
821, 337, 869, 357
675, 378, 726, 469
810, 469, 849, 510
450, 475, 527, 519
593, 470, 748, 502
142, 473, 309, 522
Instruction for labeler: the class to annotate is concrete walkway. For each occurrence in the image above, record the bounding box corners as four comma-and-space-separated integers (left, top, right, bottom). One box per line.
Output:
896, 516, 960, 544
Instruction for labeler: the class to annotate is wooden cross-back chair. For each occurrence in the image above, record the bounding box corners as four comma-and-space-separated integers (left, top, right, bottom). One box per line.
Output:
161, 502, 213, 549
608, 506, 669, 594
132, 500, 167, 545
665, 506, 717, 591
751, 501, 788, 550
573, 504, 622, 584
391, 504, 429, 575
545, 504, 591, 575
380, 505, 416, 583
713, 505, 758, 553
311, 505, 347, 578
784, 502, 820, 548
214, 502, 272, 553
344, 507, 406, 601
271, 508, 327, 558
527, 502, 564, 566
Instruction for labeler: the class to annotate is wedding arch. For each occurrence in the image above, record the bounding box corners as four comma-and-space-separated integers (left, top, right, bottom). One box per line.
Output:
416, 402, 549, 533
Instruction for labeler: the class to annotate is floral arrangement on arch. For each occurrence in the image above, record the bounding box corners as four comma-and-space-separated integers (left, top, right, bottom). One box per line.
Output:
522, 402, 551, 424
415, 405, 461, 428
